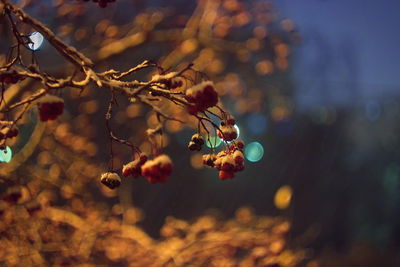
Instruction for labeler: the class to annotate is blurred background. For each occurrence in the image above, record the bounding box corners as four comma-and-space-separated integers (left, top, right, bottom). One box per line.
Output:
1, 0, 400, 266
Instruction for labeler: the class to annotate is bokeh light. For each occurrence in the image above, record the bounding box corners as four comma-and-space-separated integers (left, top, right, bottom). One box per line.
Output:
205, 135, 222, 148
244, 141, 264, 162
190, 153, 204, 169
274, 185, 292, 210
234, 124, 240, 139
0, 146, 12, 163
28, 32, 44, 50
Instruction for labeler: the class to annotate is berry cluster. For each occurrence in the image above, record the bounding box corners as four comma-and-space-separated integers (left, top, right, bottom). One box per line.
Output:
100, 172, 121, 189
141, 154, 173, 184
185, 81, 219, 115
79, 0, 116, 8
101, 154, 173, 189
122, 153, 148, 178
217, 118, 238, 142
0, 71, 24, 84
37, 94, 64, 122
188, 133, 204, 151
202, 140, 245, 180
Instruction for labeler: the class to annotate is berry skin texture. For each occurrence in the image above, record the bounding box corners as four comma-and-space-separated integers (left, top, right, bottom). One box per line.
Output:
187, 105, 198, 115
37, 94, 64, 122
234, 150, 244, 164
219, 170, 235, 180
100, 172, 121, 189
141, 154, 173, 184
122, 153, 148, 178
185, 81, 219, 114
139, 153, 148, 164
236, 140, 245, 149
227, 118, 236, 126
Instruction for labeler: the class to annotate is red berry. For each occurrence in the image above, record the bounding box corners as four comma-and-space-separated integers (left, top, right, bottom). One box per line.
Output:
187, 105, 198, 115
230, 131, 238, 140
37, 95, 64, 122
185, 81, 219, 114
139, 153, 148, 163
219, 170, 234, 180
235, 164, 244, 172
227, 118, 235, 126
38, 102, 64, 121
141, 154, 173, 184
236, 140, 245, 149
221, 162, 234, 172
235, 157, 243, 165
161, 163, 173, 176
3, 76, 13, 84
98, 0, 107, 7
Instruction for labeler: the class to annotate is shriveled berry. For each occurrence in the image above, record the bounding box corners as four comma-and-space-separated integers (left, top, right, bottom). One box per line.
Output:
188, 141, 201, 151
100, 172, 121, 189
6, 128, 18, 138
191, 133, 204, 145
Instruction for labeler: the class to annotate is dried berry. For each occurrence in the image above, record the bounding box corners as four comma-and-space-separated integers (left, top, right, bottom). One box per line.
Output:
188, 133, 204, 151
188, 141, 201, 151
191, 133, 204, 145
100, 172, 121, 189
